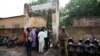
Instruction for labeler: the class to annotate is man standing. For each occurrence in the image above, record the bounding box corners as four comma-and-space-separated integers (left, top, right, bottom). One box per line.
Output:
58, 26, 68, 56
44, 28, 49, 51
38, 28, 45, 53
31, 27, 36, 50
25, 28, 32, 56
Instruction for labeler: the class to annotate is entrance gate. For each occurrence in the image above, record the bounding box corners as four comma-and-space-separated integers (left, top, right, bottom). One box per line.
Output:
24, 0, 59, 47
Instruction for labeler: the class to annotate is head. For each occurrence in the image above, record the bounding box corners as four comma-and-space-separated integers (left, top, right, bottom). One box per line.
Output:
26, 28, 30, 32
79, 38, 83, 43
61, 26, 66, 32
41, 27, 45, 31
33, 27, 35, 29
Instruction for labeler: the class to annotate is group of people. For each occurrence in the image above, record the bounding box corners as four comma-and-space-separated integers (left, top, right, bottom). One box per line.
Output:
23, 26, 100, 56
67, 38, 100, 56
23, 27, 51, 56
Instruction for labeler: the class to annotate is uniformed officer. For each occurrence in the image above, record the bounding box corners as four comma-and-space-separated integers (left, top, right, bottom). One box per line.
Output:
58, 26, 68, 56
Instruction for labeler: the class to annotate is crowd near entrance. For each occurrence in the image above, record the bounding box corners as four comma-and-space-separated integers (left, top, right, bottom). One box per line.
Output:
24, 27, 53, 56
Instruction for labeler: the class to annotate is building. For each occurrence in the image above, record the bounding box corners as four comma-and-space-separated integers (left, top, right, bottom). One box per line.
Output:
0, 15, 46, 42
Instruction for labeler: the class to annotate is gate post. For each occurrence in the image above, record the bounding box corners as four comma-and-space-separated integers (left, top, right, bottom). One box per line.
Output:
52, 0, 59, 48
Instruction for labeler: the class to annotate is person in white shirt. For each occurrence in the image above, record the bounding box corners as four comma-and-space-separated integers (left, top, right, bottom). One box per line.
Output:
38, 28, 45, 53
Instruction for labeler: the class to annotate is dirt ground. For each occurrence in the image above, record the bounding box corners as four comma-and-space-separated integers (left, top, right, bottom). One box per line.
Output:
0, 46, 58, 56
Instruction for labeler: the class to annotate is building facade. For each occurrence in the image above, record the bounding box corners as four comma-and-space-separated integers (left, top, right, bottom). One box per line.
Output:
0, 15, 46, 42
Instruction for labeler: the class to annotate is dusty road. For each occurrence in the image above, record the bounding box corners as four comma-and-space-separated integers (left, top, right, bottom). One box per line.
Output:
0, 46, 58, 56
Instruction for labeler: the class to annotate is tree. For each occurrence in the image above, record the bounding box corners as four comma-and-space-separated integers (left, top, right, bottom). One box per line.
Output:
60, 0, 100, 27
60, 7, 72, 27
65, 0, 100, 17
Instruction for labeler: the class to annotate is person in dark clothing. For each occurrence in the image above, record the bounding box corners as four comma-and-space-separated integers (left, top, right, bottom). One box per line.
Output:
26, 40, 32, 56
47, 28, 51, 49
25, 28, 32, 56
44, 28, 49, 51
35, 28, 40, 52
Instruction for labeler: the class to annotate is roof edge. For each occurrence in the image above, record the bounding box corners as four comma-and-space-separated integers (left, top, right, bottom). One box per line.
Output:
0, 15, 24, 19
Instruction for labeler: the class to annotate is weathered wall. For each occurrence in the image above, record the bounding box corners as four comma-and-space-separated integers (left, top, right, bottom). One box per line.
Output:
0, 15, 46, 42
0, 16, 24, 28
28, 16, 46, 27
73, 17, 100, 27
66, 27, 100, 42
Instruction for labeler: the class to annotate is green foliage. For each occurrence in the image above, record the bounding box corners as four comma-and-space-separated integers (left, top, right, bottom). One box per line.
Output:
60, 0, 100, 27
60, 7, 72, 27
60, 17, 72, 27
46, 14, 52, 27
65, 0, 100, 17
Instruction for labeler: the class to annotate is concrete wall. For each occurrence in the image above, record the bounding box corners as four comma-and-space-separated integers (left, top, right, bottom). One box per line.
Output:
73, 17, 100, 27
0, 16, 24, 28
28, 16, 46, 27
66, 27, 100, 42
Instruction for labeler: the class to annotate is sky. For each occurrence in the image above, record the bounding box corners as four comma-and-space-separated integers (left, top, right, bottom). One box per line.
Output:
0, 0, 70, 18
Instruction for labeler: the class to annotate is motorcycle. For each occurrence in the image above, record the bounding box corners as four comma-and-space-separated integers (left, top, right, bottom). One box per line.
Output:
6, 35, 19, 48
67, 42, 75, 56
76, 43, 84, 56
0, 35, 8, 45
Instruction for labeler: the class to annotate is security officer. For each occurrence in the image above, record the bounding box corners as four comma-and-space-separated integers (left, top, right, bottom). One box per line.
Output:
58, 26, 68, 56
